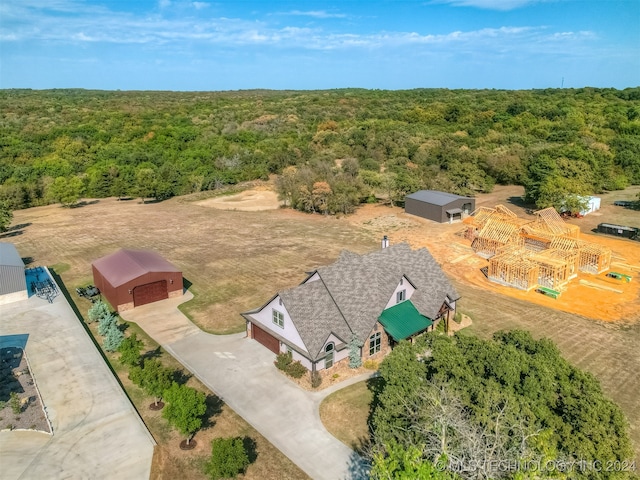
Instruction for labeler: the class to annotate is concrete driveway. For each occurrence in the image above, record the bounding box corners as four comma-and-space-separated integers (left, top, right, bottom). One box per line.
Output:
121, 293, 370, 480
0, 283, 155, 480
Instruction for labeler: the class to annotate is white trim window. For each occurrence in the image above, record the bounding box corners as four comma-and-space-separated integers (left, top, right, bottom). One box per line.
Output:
396, 289, 406, 303
369, 332, 381, 356
272, 309, 284, 328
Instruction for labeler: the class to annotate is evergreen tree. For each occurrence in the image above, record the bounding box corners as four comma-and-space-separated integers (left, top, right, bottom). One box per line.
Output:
348, 333, 363, 368
87, 300, 110, 324
97, 313, 117, 336
103, 324, 125, 352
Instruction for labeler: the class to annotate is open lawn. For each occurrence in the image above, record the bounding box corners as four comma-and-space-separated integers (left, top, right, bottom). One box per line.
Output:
4, 184, 640, 466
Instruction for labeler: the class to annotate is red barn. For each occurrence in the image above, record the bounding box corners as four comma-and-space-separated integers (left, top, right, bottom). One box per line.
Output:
92, 249, 182, 312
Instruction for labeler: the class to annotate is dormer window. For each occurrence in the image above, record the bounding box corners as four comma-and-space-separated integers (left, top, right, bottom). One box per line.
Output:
272, 309, 284, 328
396, 289, 406, 303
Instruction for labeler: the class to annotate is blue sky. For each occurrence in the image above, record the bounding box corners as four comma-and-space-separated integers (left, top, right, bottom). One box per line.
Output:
1, 0, 638, 91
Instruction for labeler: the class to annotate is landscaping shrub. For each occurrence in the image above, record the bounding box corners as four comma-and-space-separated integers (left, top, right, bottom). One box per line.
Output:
274, 351, 292, 371
205, 437, 250, 480
311, 371, 322, 388
363, 359, 378, 370
9, 392, 21, 415
285, 360, 307, 379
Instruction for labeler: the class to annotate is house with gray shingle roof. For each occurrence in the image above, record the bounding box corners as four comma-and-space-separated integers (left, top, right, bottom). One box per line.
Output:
241, 242, 460, 372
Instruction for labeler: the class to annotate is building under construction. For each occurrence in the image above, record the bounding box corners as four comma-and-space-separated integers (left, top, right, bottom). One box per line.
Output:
464, 206, 611, 292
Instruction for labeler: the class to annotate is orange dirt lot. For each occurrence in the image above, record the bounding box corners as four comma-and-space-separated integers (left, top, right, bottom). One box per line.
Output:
348, 205, 640, 324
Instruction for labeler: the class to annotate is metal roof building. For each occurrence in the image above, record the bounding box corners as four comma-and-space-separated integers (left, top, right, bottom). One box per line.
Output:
92, 249, 183, 312
0, 242, 27, 305
405, 190, 475, 223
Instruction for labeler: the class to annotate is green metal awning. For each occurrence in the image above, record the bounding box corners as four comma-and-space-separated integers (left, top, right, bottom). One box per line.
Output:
378, 300, 433, 341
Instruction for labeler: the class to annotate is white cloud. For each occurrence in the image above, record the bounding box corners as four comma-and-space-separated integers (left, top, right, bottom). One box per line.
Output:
0, 0, 597, 59
431, 0, 555, 11
286, 10, 347, 19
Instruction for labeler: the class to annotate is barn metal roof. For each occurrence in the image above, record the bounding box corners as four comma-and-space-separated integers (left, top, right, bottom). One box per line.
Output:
378, 300, 433, 341
406, 190, 472, 206
92, 249, 180, 287
0, 242, 24, 268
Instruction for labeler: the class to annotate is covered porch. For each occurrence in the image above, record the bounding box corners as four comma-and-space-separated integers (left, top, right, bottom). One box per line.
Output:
378, 300, 434, 344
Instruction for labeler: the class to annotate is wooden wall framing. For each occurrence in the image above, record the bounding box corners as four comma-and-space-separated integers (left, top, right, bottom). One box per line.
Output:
468, 205, 611, 291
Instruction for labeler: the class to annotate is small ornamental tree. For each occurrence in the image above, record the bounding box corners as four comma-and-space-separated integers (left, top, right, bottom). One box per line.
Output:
163, 382, 207, 445
348, 333, 363, 368
97, 313, 117, 336
205, 437, 250, 480
88, 300, 110, 324
129, 364, 144, 387
141, 359, 173, 407
103, 324, 125, 352
118, 332, 144, 367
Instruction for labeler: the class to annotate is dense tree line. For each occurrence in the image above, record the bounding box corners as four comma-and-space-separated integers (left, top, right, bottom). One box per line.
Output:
1, 88, 639, 213
369, 331, 633, 479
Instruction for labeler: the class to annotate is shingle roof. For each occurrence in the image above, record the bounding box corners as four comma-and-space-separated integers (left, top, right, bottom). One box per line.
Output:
279, 280, 350, 360
251, 243, 459, 361
0, 243, 24, 268
92, 249, 180, 287
406, 190, 472, 206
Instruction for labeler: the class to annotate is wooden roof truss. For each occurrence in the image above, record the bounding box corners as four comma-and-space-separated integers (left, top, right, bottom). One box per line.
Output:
475, 205, 612, 291
533, 207, 580, 238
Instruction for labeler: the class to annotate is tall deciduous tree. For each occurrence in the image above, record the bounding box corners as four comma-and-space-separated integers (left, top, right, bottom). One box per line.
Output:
0, 201, 12, 232
47, 175, 84, 207
371, 332, 633, 480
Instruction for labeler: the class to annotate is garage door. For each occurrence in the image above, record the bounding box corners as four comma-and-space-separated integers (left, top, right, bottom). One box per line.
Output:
252, 323, 279, 354
133, 280, 168, 307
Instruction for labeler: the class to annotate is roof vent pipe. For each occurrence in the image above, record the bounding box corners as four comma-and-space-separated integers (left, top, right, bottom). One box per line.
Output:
382, 235, 390, 249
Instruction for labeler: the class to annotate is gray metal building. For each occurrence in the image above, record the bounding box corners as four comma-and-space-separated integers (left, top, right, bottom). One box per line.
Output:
0, 242, 27, 304
405, 190, 475, 223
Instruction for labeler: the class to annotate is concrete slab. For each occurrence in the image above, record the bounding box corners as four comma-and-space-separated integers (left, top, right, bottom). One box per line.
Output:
0, 275, 155, 480
122, 294, 370, 480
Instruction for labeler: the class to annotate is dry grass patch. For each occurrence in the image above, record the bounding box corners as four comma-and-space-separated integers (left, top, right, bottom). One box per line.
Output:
8, 184, 640, 461
319, 377, 383, 451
